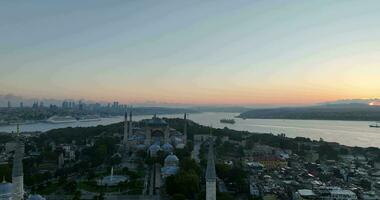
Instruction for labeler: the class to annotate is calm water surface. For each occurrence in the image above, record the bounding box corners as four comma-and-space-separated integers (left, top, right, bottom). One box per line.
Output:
1, 112, 379, 148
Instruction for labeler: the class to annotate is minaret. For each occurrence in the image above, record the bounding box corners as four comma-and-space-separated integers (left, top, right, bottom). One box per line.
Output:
123, 111, 128, 144
128, 108, 133, 136
183, 113, 187, 143
12, 124, 24, 200
205, 128, 216, 200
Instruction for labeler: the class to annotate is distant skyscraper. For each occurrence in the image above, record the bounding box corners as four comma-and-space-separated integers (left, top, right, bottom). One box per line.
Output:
62, 101, 70, 109
7, 101, 11, 108
32, 102, 37, 109
12, 125, 24, 200
128, 109, 133, 138
19, 102, 23, 108
206, 132, 216, 200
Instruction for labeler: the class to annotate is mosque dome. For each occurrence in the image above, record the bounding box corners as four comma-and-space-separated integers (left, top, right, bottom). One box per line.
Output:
161, 143, 174, 152
164, 153, 179, 167
148, 144, 161, 157
0, 181, 13, 199
161, 166, 179, 178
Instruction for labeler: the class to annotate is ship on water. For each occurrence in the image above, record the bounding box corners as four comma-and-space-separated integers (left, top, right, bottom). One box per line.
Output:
78, 115, 101, 122
46, 116, 77, 124
369, 122, 380, 128
220, 119, 236, 124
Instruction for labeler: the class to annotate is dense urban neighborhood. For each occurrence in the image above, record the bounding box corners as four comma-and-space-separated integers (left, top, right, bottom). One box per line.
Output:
1, 113, 380, 200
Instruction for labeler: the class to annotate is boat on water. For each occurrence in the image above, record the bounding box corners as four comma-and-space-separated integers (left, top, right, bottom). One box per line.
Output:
46, 116, 77, 124
78, 115, 101, 122
220, 119, 236, 124
369, 122, 380, 128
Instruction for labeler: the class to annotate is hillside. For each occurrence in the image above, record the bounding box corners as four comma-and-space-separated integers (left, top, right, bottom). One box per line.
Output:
239, 103, 380, 121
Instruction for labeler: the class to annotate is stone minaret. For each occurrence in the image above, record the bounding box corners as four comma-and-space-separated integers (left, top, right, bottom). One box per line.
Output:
123, 111, 128, 144
206, 130, 216, 200
128, 108, 133, 136
183, 113, 187, 143
12, 124, 24, 200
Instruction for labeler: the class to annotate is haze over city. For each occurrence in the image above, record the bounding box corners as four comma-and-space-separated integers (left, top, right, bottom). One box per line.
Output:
1, 0, 380, 105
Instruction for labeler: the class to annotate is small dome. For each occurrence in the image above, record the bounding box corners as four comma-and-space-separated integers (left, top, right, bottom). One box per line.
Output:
161, 166, 179, 177
165, 153, 179, 167
27, 194, 46, 200
149, 144, 161, 152
161, 143, 174, 152
148, 144, 161, 157
0, 182, 13, 197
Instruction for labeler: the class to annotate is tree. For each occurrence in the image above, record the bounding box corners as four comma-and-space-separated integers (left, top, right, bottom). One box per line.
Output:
172, 193, 186, 200
318, 144, 338, 160
217, 192, 233, 200
93, 192, 105, 200
64, 181, 77, 194
166, 171, 200, 198
179, 157, 201, 176
72, 190, 81, 200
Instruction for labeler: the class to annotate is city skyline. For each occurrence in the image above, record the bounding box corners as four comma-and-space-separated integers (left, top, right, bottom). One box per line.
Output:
1, 1, 380, 105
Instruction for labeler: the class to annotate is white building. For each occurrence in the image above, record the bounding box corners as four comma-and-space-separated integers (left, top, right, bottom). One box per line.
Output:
250, 182, 260, 197
315, 187, 357, 200
293, 189, 317, 200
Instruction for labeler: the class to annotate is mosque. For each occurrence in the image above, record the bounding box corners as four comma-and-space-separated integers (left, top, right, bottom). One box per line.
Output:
122, 111, 188, 180
123, 111, 188, 153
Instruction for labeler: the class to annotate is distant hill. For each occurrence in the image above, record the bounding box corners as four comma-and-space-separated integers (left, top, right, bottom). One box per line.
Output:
239, 103, 380, 121
191, 106, 250, 113
321, 98, 380, 105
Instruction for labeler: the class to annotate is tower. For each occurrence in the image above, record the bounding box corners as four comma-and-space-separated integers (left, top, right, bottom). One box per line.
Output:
128, 108, 133, 136
58, 152, 64, 169
123, 111, 129, 145
205, 128, 216, 200
183, 113, 187, 143
12, 124, 24, 200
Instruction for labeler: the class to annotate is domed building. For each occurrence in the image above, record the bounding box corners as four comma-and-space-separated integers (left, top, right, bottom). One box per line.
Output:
123, 112, 188, 152
164, 153, 179, 167
161, 153, 179, 178
0, 178, 13, 200
148, 144, 161, 157
161, 143, 174, 153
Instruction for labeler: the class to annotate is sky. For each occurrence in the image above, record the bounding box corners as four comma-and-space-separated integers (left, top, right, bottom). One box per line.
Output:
1, 0, 380, 106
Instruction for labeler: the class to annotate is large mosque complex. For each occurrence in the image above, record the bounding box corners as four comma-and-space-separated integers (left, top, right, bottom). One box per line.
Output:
0, 112, 216, 200
122, 111, 188, 179
123, 111, 188, 152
